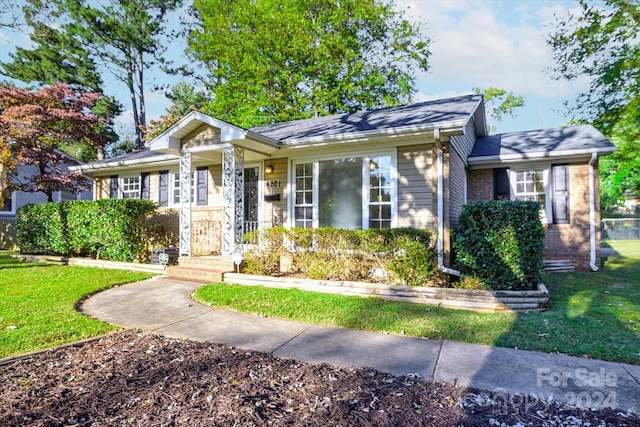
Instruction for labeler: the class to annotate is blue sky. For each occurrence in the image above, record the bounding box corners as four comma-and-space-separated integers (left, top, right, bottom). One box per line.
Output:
0, 0, 589, 137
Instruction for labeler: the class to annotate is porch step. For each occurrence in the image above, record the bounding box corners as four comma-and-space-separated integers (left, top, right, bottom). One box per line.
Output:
164, 265, 228, 283
543, 259, 575, 273
175, 256, 235, 270
163, 256, 236, 283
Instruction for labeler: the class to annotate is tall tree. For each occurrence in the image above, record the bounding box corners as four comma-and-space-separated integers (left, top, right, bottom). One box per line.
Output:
186, 0, 430, 128
16, 0, 183, 150
548, 0, 639, 209
473, 87, 525, 134
0, 83, 110, 203
1, 16, 121, 162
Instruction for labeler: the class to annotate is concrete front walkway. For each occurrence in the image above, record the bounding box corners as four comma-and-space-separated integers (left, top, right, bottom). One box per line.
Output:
81, 276, 640, 412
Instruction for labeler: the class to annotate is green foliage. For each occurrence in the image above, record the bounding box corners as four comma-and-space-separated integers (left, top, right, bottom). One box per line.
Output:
243, 227, 436, 286
16, 199, 157, 262
472, 86, 525, 134
548, 0, 640, 207
454, 201, 545, 291
186, 0, 430, 128
15, 0, 183, 149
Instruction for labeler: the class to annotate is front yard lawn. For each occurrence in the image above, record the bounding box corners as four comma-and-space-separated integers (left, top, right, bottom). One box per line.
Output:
194, 240, 640, 365
0, 252, 151, 359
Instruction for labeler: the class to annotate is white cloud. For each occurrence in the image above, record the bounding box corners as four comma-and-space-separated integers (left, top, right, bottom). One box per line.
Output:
398, 1, 590, 100
413, 89, 472, 103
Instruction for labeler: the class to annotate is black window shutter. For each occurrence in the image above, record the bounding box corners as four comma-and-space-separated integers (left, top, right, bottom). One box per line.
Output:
552, 165, 570, 224
158, 170, 169, 207
493, 168, 510, 200
140, 172, 150, 199
109, 175, 119, 199
196, 167, 208, 206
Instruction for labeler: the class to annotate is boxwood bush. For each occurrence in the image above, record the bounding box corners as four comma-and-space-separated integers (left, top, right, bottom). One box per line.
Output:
243, 227, 436, 286
453, 200, 545, 290
16, 199, 157, 262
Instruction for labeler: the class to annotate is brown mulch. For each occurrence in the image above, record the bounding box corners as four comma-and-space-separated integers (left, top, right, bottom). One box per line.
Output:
0, 331, 638, 426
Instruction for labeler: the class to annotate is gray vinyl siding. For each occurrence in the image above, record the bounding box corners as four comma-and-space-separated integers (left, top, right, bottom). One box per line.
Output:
450, 119, 477, 159
397, 145, 434, 229
449, 147, 467, 229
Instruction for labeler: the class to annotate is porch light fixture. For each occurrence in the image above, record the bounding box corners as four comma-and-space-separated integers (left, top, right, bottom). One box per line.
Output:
265, 164, 273, 174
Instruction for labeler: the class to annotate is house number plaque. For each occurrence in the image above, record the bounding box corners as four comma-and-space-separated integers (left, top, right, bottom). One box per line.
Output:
266, 180, 281, 188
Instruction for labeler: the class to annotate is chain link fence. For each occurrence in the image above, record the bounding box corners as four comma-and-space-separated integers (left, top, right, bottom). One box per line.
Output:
601, 218, 640, 240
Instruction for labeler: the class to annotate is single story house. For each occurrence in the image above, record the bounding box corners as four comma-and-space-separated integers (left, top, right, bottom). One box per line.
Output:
72, 94, 616, 272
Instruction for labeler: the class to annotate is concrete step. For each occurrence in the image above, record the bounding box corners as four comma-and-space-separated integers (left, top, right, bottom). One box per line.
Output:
164, 265, 228, 283
543, 259, 575, 273
175, 256, 235, 270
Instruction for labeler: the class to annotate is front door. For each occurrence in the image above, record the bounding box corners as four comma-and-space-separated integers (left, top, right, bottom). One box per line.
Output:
244, 166, 260, 234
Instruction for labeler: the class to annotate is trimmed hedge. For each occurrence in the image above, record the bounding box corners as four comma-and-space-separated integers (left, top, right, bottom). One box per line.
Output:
453, 200, 545, 291
16, 199, 157, 262
243, 227, 436, 286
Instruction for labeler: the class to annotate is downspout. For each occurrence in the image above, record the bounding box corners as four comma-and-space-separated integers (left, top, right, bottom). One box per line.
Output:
588, 153, 599, 272
435, 129, 461, 277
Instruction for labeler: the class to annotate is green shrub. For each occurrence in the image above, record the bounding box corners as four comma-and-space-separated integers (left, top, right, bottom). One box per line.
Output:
453, 200, 545, 291
15, 203, 68, 255
16, 199, 157, 262
243, 227, 436, 286
242, 227, 287, 275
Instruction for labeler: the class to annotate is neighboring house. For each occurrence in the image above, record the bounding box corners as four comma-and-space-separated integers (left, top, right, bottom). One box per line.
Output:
0, 157, 93, 249
72, 95, 616, 272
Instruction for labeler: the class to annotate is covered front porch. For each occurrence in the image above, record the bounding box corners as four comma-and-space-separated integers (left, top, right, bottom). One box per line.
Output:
149, 111, 282, 259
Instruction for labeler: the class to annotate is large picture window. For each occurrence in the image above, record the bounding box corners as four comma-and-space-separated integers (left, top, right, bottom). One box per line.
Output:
293, 154, 395, 230
318, 158, 362, 229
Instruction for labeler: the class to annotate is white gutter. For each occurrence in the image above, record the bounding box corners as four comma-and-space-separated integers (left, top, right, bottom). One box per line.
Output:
435, 128, 461, 277
588, 152, 599, 272
467, 147, 618, 166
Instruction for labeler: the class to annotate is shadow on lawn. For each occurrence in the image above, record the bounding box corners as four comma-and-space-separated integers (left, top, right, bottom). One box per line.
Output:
494, 248, 640, 366
0, 255, 53, 270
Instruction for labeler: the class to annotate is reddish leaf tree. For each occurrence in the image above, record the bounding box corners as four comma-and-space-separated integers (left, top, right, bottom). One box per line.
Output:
0, 83, 110, 203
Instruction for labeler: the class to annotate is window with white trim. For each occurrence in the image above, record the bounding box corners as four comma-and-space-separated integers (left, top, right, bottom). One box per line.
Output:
173, 172, 194, 205
507, 168, 551, 223
513, 170, 545, 204
293, 154, 395, 229
122, 176, 141, 199
368, 156, 392, 229
294, 163, 313, 228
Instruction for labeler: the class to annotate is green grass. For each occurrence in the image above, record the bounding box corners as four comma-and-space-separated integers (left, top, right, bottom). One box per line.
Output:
0, 252, 151, 359
194, 240, 640, 365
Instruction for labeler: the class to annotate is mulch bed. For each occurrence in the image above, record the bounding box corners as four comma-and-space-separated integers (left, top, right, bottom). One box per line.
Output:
0, 331, 638, 426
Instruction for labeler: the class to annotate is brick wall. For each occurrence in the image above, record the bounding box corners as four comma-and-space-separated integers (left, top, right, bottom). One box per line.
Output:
543, 163, 599, 271
468, 169, 493, 201
467, 163, 600, 272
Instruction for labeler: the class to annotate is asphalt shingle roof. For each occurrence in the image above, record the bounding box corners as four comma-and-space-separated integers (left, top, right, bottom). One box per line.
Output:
89, 149, 174, 166
470, 125, 615, 158
250, 94, 483, 143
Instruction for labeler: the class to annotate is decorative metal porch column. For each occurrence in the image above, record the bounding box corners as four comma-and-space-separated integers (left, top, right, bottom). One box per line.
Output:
222, 146, 244, 256
179, 150, 192, 257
